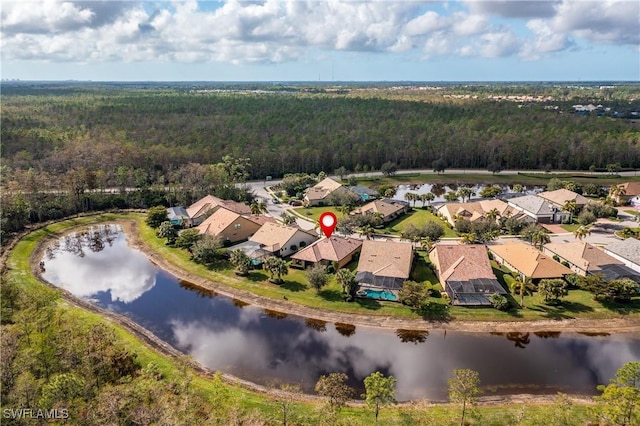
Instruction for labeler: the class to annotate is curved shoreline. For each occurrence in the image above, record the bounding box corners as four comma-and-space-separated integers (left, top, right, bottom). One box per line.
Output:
25, 218, 638, 406
116, 220, 640, 334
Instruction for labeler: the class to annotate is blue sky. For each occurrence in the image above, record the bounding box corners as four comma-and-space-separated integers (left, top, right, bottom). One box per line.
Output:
1, 1, 638, 81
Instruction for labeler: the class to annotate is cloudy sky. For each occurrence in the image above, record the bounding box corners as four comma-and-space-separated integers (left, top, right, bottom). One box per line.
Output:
1, 0, 638, 81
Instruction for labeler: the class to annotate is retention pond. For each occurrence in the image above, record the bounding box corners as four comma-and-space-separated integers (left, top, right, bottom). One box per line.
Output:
41, 224, 640, 401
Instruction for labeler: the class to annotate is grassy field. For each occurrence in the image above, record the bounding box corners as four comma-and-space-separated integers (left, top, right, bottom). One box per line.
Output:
0, 214, 622, 425
294, 205, 343, 222
381, 208, 458, 238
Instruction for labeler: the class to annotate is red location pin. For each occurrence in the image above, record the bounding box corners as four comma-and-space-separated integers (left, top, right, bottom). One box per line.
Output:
319, 212, 337, 238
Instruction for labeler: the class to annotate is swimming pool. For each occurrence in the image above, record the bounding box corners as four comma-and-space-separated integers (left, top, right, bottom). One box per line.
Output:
358, 288, 399, 301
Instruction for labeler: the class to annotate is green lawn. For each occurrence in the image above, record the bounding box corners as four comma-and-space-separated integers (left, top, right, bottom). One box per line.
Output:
561, 223, 580, 232
294, 205, 343, 222
381, 208, 458, 238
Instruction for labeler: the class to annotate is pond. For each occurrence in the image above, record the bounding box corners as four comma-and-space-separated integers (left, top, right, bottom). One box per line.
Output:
41, 224, 640, 401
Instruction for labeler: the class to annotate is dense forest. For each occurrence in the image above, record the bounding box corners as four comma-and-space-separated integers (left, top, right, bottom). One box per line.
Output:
1, 82, 639, 236
2, 82, 639, 182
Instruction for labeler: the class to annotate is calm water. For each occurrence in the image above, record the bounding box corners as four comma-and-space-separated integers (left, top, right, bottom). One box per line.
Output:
42, 225, 640, 401
393, 183, 542, 206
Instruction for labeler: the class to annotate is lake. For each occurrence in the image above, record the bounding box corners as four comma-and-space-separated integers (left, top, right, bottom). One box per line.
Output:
41, 224, 640, 401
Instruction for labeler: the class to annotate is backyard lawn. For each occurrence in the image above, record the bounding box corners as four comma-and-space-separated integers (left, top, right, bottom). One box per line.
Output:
381, 208, 458, 238
293, 206, 343, 222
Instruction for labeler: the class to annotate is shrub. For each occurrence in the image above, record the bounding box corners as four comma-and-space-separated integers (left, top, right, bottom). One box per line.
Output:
490, 293, 510, 311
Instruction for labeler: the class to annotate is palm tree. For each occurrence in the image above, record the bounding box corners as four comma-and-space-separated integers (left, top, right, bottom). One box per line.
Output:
250, 202, 261, 214
263, 256, 288, 283
280, 212, 297, 226
230, 249, 251, 276
404, 192, 418, 208
531, 229, 551, 250
337, 204, 352, 217
512, 184, 524, 194
561, 200, 577, 223
420, 192, 435, 208
484, 208, 500, 224
444, 191, 460, 202
574, 225, 592, 240
460, 233, 477, 244
358, 224, 375, 240
335, 268, 357, 298
608, 184, 626, 205
420, 237, 434, 252
510, 275, 532, 308
458, 187, 475, 203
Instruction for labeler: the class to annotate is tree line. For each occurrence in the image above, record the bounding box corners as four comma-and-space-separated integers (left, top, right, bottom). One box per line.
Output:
3, 85, 639, 182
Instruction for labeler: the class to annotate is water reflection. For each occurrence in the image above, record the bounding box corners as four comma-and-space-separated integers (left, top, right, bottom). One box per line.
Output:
396, 329, 429, 344
335, 323, 356, 337
42, 226, 156, 303
41, 226, 640, 401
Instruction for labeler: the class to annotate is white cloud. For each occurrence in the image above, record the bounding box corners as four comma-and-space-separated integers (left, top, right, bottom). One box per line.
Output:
0, 0, 637, 65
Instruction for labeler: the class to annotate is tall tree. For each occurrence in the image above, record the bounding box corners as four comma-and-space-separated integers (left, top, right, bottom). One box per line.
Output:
146, 206, 168, 229
457, 187, 475, 203
230, 249, 251, 276
538, 279, 569, 304
263, 256, 288, 284
448, 369, 482, 426
336, 268, 358, 299
362, 371, 396, 426
510, 275, 533, 308
562, 200, 578, 223
314, 372, 354, 417
595, 361, 640, 426
306, 264, 329, 293
573, 224, 592, 240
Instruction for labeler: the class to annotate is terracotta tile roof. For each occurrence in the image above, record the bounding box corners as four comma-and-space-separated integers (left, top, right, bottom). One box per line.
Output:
438, 200, 514, 221
431, 243, 496, 282
186, 195, 251, 218
304, 177, 344, 201
196, 210, 275, 237
489, 242, 573, 279
357, 240, 413, 279
196, 208, 243, 236
352, 200, 405, 219
544, 241, 623, 272
291, 236, 362, 264
250, 222, 315, 251
621, 182, 640, 197
538, 189, 590, 207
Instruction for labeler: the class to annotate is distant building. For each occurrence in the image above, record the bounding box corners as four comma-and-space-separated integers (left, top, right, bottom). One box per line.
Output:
613, 182, 640, 205
186, 195, 251, 226
197, 209, 275, 244
349, 185, 379, 202
436, 199, 516, 226
351, 200, 410, 223
507, 195, 555, 223
303, 177, 351, 206
538, 189, 590, 221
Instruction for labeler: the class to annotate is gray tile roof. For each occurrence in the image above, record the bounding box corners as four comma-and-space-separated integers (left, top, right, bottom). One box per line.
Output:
605, 238, 640, 265
508, 195, 554, 216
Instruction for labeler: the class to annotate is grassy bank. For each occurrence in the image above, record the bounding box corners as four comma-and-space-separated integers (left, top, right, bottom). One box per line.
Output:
2, 214, 602, 425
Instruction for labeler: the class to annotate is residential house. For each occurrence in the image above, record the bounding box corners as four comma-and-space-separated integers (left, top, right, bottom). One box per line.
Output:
429, 243, 506, 305
197, 209, 276, 244
249, 222, 317, 257
355, 240, 414, 290
507, 195, 555, 223
436, 199, 515, 226
544, 241, 640, 282
303, 177, 350, 206
489, 242, 573, 281
613, 182, 640, 205
538, 189, 590, 222
290, 236, 362, 269
167, 206, 190, 227
351, 199, 410, 223
349, 185, 379, 202
604, 238, 640, 273
186, 195, 251, 226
